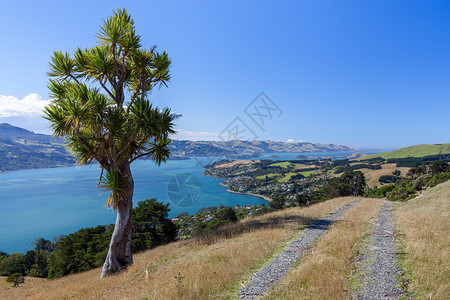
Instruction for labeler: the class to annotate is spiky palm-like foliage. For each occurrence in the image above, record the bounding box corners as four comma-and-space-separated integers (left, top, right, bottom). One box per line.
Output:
44, 8, 176, 277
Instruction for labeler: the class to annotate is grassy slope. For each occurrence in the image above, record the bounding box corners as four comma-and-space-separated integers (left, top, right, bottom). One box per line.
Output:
268, 162, 290, 168
0, 197, 358, 300
359, 143, 450, 160
2, 183, 448, 299
267, 182, 450, 299
361, 163, 410, 188
395, 180, 450, 299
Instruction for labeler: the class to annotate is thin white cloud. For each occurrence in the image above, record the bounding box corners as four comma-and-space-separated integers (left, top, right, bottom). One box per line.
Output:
287, 139, 306, 143
174, 129, 219, 141
0, 93, 50, 117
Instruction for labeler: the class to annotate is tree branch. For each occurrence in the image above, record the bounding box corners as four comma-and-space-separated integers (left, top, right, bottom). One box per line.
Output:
69, 74, 80, 84
130, 151, 154, 163
75, 132, 110, 170
73, 126, 110, 169
100, 79, 116, 101
97, 167, 104, 187
77, 133, 102, 141
115, 134, 138, 162
106, 133, 117, 168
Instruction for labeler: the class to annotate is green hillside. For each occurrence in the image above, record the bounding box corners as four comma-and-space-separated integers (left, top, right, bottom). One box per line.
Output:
359, 143, 450, 160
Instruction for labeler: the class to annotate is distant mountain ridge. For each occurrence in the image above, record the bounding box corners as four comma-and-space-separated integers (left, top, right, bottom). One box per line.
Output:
0, 123, 75, 172
169, 140, 360, 158
0, 123, 51, 142
0, 123, 360, 172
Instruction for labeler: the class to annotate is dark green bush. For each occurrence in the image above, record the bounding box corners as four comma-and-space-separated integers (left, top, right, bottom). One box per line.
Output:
379, 175, 401, 184
132, 198, 177, 252
429, 173, 450, 187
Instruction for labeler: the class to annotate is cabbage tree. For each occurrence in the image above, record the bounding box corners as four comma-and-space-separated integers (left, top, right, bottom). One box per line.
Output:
44, 8, 175, 277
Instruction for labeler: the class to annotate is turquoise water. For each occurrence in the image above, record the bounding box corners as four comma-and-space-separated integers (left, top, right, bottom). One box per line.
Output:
0, 158, 268, 254
0, 151, 363, 254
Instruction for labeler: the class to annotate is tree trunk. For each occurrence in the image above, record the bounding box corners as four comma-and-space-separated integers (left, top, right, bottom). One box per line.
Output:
100, 163, 134, 278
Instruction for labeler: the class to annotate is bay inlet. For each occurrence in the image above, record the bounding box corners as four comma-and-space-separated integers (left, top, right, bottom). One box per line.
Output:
0, 151, 363, 254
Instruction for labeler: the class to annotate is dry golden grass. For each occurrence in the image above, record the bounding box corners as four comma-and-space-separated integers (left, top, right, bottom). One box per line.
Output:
361, 163, 410, 188
0, 276, 11, 289
395, 181, 450, 299
347, 153, 367, 159
213, 160, 259, 168
0, 276, 47, 289
292, 163, 316, 170
0, 197, 358, 300
264, 198, 386, 300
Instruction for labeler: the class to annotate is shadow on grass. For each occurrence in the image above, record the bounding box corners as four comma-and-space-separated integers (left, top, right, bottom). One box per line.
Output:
194, 213, 320, 246
307, 219, 333, 230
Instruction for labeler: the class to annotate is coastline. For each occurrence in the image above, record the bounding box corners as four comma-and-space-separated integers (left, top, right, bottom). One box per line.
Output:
219, 181, 272, 202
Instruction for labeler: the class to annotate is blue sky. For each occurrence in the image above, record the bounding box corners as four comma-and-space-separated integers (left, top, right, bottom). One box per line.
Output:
0, 0, 449, 150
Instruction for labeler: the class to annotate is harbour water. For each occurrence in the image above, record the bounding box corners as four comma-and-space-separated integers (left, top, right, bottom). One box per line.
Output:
0, 151, 369, 254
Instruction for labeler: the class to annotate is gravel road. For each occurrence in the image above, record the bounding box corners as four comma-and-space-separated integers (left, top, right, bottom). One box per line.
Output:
238, 200, 361, 299
354, 202, 405, 299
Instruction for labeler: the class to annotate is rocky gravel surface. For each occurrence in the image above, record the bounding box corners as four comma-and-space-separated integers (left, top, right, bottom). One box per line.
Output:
354, 202, 405, 299
238, 200, 361, 299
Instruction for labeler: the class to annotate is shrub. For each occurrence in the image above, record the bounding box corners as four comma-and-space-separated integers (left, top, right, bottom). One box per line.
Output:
428, 173, 450, 187
6, 273, 24, 287
369, 184, 396, 198
269, 197, 286, 210
379, 175, 401, 184
215, 207, 238, 222
386, 180, 415, 201
132, 198, 177, 252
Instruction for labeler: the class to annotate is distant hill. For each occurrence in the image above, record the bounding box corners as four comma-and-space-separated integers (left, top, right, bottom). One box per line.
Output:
169, 140, 360, 158
0, 123, 360, 172
358, 143, 450, 160
0, 123, 52, 142
0, 123, 75, 172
